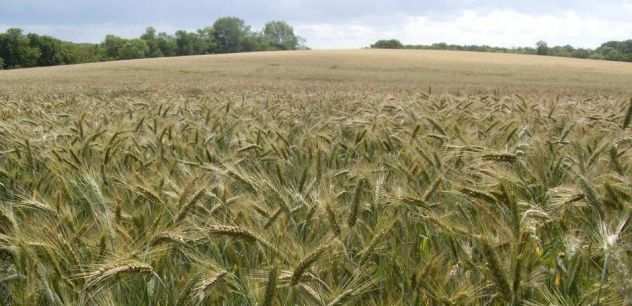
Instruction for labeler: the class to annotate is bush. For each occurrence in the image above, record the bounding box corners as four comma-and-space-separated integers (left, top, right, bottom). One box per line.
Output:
371, 39, 404, 49
119, 39, 148, 60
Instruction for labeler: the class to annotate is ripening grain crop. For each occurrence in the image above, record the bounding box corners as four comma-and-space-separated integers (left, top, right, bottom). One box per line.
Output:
0, 49, 632, 305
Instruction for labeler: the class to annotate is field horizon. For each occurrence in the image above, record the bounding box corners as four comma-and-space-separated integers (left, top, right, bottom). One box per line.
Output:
3, 49, 632, 96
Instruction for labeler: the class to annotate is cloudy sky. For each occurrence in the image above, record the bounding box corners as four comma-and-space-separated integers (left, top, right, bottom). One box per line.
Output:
2, 0, 632, 49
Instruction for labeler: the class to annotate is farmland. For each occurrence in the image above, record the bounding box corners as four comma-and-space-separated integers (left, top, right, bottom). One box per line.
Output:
1, 49, 632, 305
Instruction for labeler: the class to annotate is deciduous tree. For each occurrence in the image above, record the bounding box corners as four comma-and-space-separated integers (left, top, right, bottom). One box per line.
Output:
213, 17, 249, 53
263, 21, 299, 50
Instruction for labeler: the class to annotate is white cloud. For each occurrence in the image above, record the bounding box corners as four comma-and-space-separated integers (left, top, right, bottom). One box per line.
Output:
4, 9, 632, 49
299, 9, 632, 49
295, 23, 396, 49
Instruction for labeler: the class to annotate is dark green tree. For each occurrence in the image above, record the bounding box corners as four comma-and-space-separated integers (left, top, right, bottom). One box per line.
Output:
175, 30, 196, 55
64, 43, 102, 64
119, 39, 148, 59
0, 28, 41, 68
598, 46, 623, 61
263, 21, 299, 50
240, 33, 262, 52
27, 33, 67, 66
102, 35, 127, 59
536, 40, 549, 55
213, 17, 249, 53
596, 40, 632, 61
370, 39, 404, 49
174, 29, 213, 55
156, 32, 177, 56
0, 19, 307, 69
141, 27, 163, 57
196, 27, 217, 54
572, 48, 592, 59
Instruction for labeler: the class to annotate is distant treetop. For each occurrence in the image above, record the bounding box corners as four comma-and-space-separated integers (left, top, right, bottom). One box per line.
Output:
370, 39, 404, 49
369, 38, 632, 63
0, 17, 306, 70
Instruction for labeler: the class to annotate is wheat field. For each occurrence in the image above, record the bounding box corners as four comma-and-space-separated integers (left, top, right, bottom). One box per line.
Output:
1, 49, 632, 305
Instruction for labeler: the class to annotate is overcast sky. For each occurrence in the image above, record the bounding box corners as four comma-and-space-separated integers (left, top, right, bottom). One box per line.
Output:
2, 0, 632, 49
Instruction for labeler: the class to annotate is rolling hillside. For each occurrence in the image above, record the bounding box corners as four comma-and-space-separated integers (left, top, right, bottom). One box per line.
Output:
2, 49, 632, 95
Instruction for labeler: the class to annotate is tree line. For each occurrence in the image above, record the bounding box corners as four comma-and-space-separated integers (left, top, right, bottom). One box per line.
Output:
371, 39, 632, 63
0, 17, 305, 69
